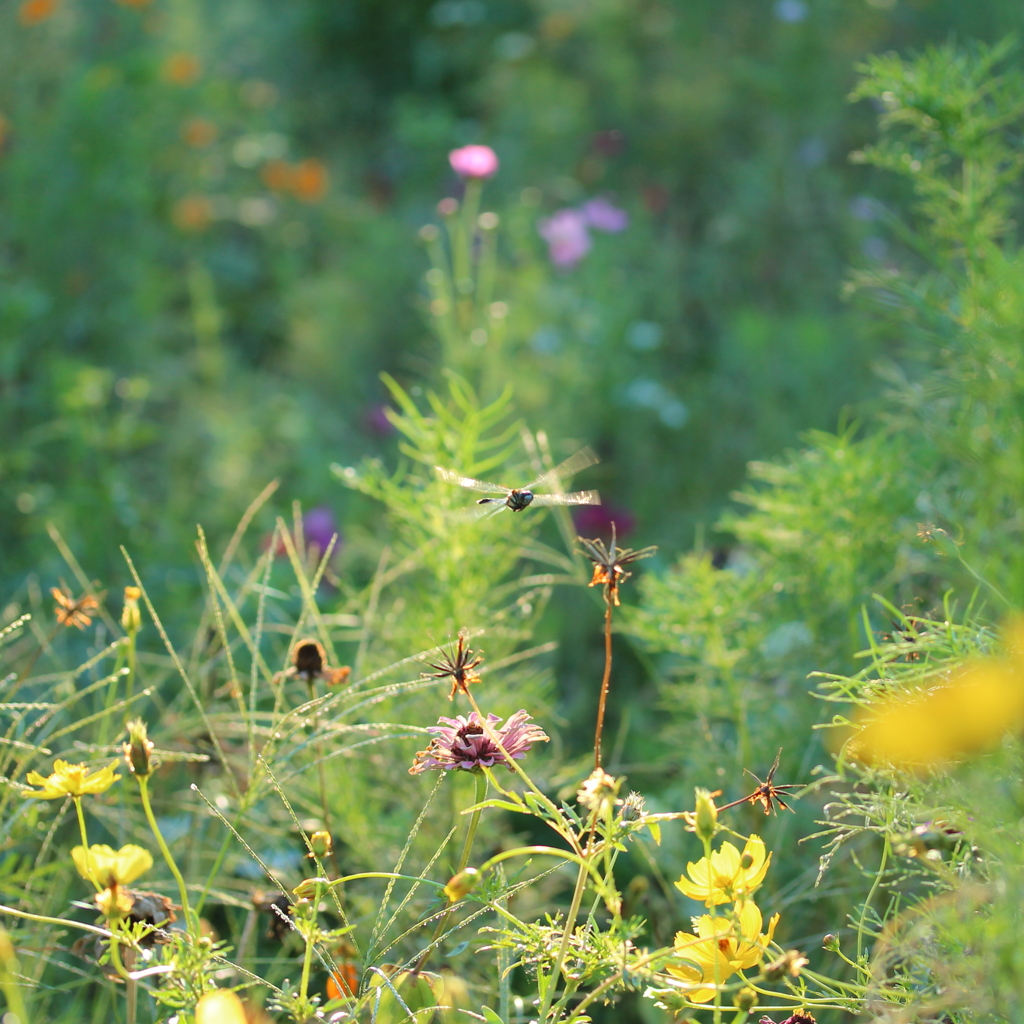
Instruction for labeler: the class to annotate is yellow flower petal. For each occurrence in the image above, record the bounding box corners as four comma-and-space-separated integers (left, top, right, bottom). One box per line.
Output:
72, 844, 152, 887
196, 990, 247, 1024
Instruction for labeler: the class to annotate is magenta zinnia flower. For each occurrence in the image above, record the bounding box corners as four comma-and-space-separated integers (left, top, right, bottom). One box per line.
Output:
409, 710, 548, 775
449, 144, 499, 179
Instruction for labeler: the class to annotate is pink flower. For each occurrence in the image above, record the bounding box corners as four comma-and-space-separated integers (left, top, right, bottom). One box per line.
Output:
409, 710, 549, 774
537, 208, 592, 268
583, 197, 629, 233
449, 145, 499, 179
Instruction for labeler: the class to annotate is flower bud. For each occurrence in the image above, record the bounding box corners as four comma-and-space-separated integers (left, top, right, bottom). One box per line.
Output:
733, 986, 757, 1012
292, 877, 330, 900
123, 718, 155, 777
693, 788, 718, 843
309, 831, 333, 859
121, 586, 142, 635
822, 933, 840, 951
443, 867, 479, 902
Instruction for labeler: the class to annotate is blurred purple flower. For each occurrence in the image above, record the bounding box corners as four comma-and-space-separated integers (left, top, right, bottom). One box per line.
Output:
574, 503, 636, 540
363, 403, 396, 437
449, 144, 499, 179
538, 208, 592, 268
409, 710, 549, 774
583, 197, 629, 233
303, 507, 340, 558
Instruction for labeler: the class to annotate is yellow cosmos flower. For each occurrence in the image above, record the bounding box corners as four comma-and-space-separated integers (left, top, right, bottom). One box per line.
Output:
196, 989, 248, 1024
72, 844, 152, 888
675, 834, 771, 906
24, 759, 120, 800
667, 900, 780, 1003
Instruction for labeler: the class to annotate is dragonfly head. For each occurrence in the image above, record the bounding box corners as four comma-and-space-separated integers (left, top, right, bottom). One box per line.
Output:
508, 489, 534, 511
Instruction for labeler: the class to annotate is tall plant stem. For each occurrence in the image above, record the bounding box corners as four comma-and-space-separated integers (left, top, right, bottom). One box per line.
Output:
138, 776, 196, 939
73, 799, 100, 893
308, 680, 341, 878
593, 599, 613, 769
538, 846, 591, 1024
298, 877, 324, 1009
413, 771, 486, 975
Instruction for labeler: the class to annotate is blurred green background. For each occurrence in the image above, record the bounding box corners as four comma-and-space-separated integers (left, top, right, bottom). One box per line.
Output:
4, 0, 1021, 595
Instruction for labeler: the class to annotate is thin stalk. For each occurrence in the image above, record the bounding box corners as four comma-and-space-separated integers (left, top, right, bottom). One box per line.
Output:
74, 798, 101, 893
538, 852, 591, 1024
138, 776, 196, 938
413, 772, 487, 975
308, 679, 341, 878
298, 878, 325, 1008
123, 630, 137, 725
857, 833, 890, 963
593, 599, 613, 769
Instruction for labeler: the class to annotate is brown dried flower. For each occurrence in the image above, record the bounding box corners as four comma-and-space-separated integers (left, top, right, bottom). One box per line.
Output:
423, 632, 483, 700
52, 585, 99, 630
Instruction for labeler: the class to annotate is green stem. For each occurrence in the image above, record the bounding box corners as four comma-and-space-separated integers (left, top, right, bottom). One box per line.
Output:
593, 599, 613, 769
538, 854, 590, 1024
857, 833, 889, 963
413, 772, 487, 975
74, 799, 101, 893
123, 630, 137, 724
298, 878, 324, 1008
138, 776, 196, 938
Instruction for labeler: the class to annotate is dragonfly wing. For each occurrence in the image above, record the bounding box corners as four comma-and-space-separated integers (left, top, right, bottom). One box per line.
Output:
434, 465, 509, 494
525, 446, 599, 491
449, 501, 507, 522
531, 489, 601, 507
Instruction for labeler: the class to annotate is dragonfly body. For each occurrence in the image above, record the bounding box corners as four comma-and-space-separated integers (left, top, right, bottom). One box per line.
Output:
437, 447, 600, 518
478, 488, 534, 512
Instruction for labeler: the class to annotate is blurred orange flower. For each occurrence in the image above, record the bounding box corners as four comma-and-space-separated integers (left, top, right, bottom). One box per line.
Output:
290, 158, 328, 202
327, 964, 358, 999
173, 195, 212, 232
162, 53, 200, 86
181, 118, 217, 148
19, 0, 58, 25
260, 159, 293, 192
853, 620, 1024, 770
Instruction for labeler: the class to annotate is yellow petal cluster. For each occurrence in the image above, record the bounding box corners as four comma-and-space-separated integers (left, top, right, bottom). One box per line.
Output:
853, 658, 1024, 770
24, 759, 120, 799
196, 989, 248, 1024
675, 835, 771, 906
72, 844, 152, 888
667, 901, 780, 1003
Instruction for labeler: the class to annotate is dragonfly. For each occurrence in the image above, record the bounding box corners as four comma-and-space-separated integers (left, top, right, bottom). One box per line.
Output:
435, 447, 601, 517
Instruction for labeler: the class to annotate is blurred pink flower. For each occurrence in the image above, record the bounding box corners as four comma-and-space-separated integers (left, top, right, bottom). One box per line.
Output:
538, 208, 592, 268
574, 503, 636, 539
362, 403, 396, 436
583, 197, 629, 233
449, 145, 499, 179
303, 507, 340, 557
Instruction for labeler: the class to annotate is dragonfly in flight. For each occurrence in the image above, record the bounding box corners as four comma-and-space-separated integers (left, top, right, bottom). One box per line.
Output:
436, 447, 601, 517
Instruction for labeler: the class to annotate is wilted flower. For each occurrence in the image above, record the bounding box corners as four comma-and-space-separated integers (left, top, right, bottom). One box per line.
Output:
762, 949, 809, 980
578, 525, 657, 606
667, 901, 779, 1003
582, 197, 629, 233
423, 632, 483, 701
280, 638, 351, 688
538, 208, 591, 267
449, 144, 499, 179
72, 844, 152, 889
675, 835, 771, 907
24, 759, 120, 800
759, 1016, 816, 1024
52, 585, 99, 630
409, 710, 548, 775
